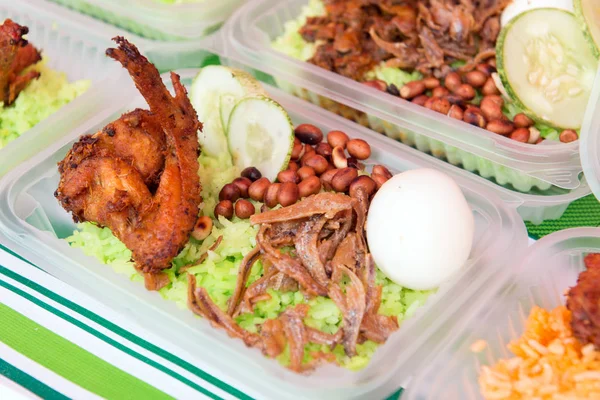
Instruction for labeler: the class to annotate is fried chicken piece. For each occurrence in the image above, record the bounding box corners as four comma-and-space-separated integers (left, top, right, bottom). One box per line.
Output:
56, 37, 201, 290
0, 19, 42, 106
567, 254, 600, 348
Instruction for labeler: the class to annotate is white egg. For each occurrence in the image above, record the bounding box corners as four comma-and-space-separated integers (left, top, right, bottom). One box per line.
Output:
501, 0, 573, 26
366, 169, 474, 291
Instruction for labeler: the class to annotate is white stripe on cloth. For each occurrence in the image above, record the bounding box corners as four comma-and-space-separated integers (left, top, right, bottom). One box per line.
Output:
0, 287, 209, 400
0, 254, 247, 400
0, 342, 100, 400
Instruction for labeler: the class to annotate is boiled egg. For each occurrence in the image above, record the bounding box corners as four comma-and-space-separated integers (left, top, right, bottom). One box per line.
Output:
501, 0, 573, 26
366, 169, 474, 291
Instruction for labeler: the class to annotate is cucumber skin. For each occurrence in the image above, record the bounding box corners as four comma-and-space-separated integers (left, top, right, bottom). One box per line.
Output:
496, 8, 593, 130
574, 0, 600, 59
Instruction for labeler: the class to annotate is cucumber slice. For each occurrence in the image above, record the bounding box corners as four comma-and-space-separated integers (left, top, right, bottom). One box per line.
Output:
575, 0, 600, 57
227, 96, 294, 182
497, 8, 598, 130
190, 66, 266, 157
500, 0, 573, 27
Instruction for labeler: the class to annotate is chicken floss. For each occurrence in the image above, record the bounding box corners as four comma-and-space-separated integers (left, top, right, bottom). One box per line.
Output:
366, 169, 474, 290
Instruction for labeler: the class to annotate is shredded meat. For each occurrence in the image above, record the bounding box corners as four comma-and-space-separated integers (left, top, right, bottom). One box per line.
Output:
0, 19, 42, 106
299, 0, 511, 80
567, 254, 600, 348
55, 38, 202, 290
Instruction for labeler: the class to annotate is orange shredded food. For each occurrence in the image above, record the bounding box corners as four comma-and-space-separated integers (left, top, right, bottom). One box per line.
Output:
479, 306, 600, 399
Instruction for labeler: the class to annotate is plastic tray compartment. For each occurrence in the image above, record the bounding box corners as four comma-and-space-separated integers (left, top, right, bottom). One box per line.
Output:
580, 65, 600, 203
212, 0, 584, 195
0, 69, 528, 399
46, 0, 245, 41
0, 0, 130, 176
26, 0, 226, 74
404, 227, 600, 399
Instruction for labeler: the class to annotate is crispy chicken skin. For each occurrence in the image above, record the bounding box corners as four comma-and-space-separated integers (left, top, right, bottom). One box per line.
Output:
567, 254, 600, 348
0, 19, 42, 106
55, 37, 202, 290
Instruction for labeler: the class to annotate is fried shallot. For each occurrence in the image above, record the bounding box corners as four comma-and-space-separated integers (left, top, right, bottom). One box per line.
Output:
567, 254, 600, 348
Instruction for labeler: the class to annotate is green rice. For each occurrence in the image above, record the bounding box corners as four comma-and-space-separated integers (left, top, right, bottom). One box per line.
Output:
67, 151, 434, 371
0, 59, 91, 149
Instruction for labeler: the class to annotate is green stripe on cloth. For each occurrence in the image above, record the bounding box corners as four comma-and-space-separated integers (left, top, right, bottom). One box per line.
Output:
0, 275, 225, 400
0, 303, 171, 400
527, 194, 600, 239
0, 357, 69, 400
0, 265, 249, 400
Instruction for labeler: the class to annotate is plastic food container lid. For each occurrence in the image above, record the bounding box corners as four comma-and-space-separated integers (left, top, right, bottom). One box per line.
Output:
0, 69, 528, 399
404, 227, 600, 399
580, 65, 600, 202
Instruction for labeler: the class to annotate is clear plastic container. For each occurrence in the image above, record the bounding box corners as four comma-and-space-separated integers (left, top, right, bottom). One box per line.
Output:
404, 227, 600, 399
580, 65, 600, 203
25, 0, 222, 73
0, 69, 528, 399
45, 0, 245, 41
209, 0, 585, 194
0, 0, 130, 177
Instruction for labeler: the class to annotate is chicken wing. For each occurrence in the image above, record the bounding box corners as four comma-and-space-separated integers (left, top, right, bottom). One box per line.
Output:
0, 19, 41, 106
55, 37, 202, 290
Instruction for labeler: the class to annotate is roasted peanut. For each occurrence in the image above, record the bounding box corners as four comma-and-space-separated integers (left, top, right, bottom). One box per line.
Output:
423, 77, 441, 89
315, 142, 333, 158
372, 165, 393, 180
454, 84, 476, 100
513, 113, 534, 128
412, 95, 429, 107
347, 156, 364, 170
447, 104, 464, 120
428, 97, 451, 114
482, 77, 500, 96
264, 183, 281, 208
488, 59, 497, 68
332, 146, 348, 169
235, 199, 256, 219
463, 107, 487, 128
298, 176, 322, 198
277, 169, 300, 184
215, 200, 234, 220
464, 70, 487, 88
362, 80, 387, 91
232, 177, 252, 198
536, 138, 544, 144
528, 127, 541, 144
241, 167, 262, 182
320, 168, 339, 190
480, 97, 504, 121
346, 139, 371, 160
509, 128, 530, 143
278, 182, 299, 207
327, 130, 349, 149
291, 138, 303, 160
288, 162, 299, 172
400, 81, 426, 99
192, 216, 213, 241
432, 86, 450, 98
303, 154, 329, 174
331, 168, 358, 192
300, 145, 316, 165
476, 63, 496, 76
248, 177, 270, 202
219, 183, 241, 202
486, 119, 515, 135
349, 176, 377, 198
295, 124, 323, 145
484, 95, 504, 108
386, 84, 400, 97
371, 173, 389, 189
444, 72, 461, 92
297, 166, 316, 180
446, 94, 466, 106
560, 129, 578, 143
